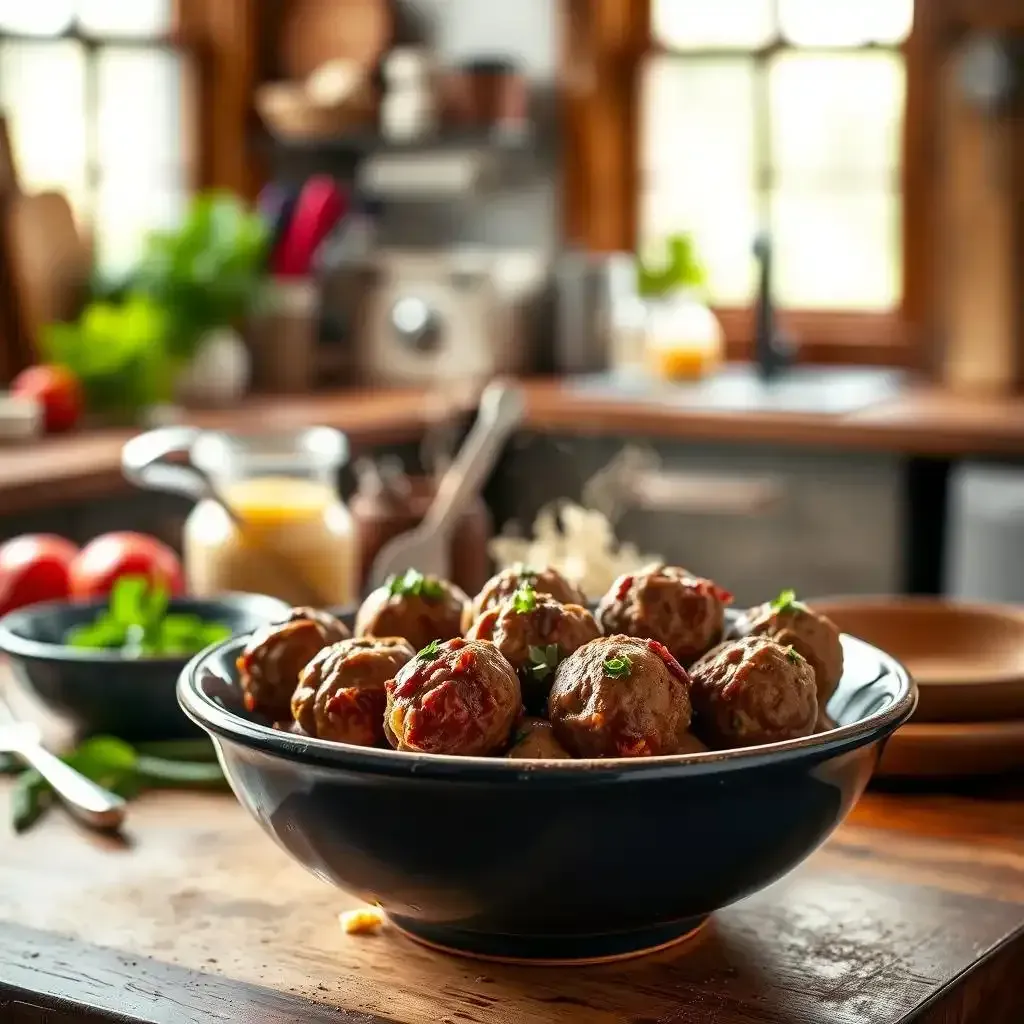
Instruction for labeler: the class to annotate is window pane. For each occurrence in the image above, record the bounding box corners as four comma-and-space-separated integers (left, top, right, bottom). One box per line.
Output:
0, 0, 73, 35
641, 187, 758, 304
769, 52, 904, 190
77, 0, 173, 38
97, 47, 182, 174
0, 41, 87, 198
654, 0, 775, 50
94, 179, 185, 272
771, 191, 900, 310
779, 0, 913, 47
643, 58, 757, 188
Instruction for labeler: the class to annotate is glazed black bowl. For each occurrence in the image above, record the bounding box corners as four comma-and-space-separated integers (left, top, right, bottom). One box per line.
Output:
0, 593, 290, 741
178, 628, 914, 964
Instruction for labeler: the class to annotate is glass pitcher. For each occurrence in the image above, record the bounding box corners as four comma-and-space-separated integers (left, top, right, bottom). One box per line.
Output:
123, 426, 358, 608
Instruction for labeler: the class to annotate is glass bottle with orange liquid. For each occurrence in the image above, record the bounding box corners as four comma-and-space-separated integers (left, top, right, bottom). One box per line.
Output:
638, 234, 724, 381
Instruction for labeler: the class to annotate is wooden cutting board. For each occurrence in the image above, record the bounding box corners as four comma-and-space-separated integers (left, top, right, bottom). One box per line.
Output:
0, 778, 1022, 1023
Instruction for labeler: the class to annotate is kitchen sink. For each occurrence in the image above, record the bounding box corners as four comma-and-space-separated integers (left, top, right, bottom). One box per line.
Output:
569, 364, 907, 416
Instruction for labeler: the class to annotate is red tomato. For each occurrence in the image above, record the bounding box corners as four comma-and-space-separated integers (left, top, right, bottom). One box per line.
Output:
0, 534, 79, 615
69, 532, 184, 600
11, 364, 83, 433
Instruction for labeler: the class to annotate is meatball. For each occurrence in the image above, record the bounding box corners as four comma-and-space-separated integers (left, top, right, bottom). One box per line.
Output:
286, 606, 351, 644
596, 564, 732, 667
292, 636, 416, 746
465, 586, 600, 712
740, 591, 844, 708
237, 615, 340, 720
355, 570, 468, 652
384, 637, 522, 756
689, 635, 817, 749
547, 635, 694, 758
506, 717, 572, 760
464, 564, 587, 633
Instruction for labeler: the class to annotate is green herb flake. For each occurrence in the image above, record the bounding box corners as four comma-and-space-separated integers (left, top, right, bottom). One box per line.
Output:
785, 646, 804, 664
770, 589, 807, 615
417, 639, 443, 662
528, 644, 560, 681
513, 584, 538, 614
603, 654, 633, 680
388, 569, 444, 601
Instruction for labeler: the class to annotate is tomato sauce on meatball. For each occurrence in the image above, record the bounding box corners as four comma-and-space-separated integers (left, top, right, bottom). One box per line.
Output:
465, 585, 600, 712
689, 635, 818, 749
292, 636, 416, 746
596, 564, 732, 667
355, 570, 467, 653
237, 609, 349, 720
547, 635, 694, 758
384, 638, 522, 756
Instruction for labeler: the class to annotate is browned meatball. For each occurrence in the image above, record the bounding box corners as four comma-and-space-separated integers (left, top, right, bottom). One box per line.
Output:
596, 564, 732, 668
384, 637, 522, 756
689, 635, 818, 749
506, 717, 572, 760
464, 564, 587, 633
237, 615, 340, 720
286, 606, 351, 644
547, 635, 693, 758
355, 570, 467, 652
740, 591, 844, 708
465, 586, 600, 712
291, 636, 416, 746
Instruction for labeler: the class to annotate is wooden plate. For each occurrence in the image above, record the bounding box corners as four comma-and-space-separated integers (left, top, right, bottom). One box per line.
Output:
279, 0, 391, 82
812, 596, 1024, 723
876, 719, 1024, 778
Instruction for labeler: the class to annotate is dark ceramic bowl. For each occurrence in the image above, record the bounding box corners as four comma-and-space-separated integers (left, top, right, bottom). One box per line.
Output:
178, 621, 915, 964
0, 594, 290, 741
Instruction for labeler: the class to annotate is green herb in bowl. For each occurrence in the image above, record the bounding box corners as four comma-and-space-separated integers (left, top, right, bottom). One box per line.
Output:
65, 576, 231, 657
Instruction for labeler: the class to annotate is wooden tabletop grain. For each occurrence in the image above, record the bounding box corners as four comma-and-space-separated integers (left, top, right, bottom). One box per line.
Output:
0, 776, 1022, 1024
9, 378, 1024, 516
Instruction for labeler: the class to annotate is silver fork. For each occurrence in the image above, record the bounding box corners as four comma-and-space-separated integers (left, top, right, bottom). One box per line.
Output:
0, 695, 126, 831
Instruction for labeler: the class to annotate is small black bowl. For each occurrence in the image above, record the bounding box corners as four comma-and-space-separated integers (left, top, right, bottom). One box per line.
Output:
178, 626, 915, 964
0, 593, 290, 741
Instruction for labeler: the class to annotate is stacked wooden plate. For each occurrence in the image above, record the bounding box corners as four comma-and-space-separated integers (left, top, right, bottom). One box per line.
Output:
813, 597, 1024, 779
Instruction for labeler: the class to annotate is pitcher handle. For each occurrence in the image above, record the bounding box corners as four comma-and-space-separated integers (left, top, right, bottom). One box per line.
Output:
121, 427, 207, 502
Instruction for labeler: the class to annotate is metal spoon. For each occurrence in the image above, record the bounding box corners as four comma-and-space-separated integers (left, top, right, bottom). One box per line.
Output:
0, 704, 125, 831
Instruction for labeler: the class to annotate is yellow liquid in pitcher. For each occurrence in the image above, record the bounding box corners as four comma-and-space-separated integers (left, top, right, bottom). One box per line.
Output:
185, 476, 357, 607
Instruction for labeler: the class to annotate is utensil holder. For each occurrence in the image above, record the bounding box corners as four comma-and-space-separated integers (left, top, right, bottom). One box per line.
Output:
249, 277, 319, 394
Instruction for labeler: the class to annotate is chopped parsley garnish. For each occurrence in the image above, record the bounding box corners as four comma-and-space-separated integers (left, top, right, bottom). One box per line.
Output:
771, 589, 807, 614
512, 584, 538, 614
388, 569, 444, 600
785, 645, 803, 664
528, 644, 560, 681
603, 654, 632, 680
417, 639, 443, 661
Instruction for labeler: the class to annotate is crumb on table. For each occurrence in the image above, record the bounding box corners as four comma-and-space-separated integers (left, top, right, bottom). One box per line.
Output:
339, 906, 386, 936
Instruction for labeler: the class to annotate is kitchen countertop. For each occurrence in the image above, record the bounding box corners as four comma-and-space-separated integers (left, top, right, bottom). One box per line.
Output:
1, 777, 1022, 1023
6, 377, 1024, 516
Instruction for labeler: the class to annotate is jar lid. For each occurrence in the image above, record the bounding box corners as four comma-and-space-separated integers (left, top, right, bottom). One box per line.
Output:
191, 427, 348, 478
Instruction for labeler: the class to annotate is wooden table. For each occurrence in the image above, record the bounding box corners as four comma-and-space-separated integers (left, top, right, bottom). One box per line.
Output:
0, 777, 1022, 1024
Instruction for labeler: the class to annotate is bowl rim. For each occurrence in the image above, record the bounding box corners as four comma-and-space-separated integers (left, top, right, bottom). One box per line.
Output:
177, 631, 917, 779
0, 593, 292, 665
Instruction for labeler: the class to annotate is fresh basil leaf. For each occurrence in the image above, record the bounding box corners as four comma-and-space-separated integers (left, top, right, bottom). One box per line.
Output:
603, 654, 633, 680
512, 585, 538, 614
135, 756, 226, 789
110, 575, 150, 627
12, 770, 52, 833
69, 736, 138, 774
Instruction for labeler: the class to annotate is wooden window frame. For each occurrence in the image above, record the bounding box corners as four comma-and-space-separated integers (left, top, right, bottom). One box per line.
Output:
561, 0, 946, 369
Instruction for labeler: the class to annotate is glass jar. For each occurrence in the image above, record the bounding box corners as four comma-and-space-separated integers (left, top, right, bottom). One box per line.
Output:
180, 428, 357, 608
644, 290, 724, 381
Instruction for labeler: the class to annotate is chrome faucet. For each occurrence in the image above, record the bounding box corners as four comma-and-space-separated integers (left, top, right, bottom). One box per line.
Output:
752, 231, 793, 381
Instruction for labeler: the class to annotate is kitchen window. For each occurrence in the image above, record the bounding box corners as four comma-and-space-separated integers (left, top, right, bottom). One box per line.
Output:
0, 0, 190, 271
562, 0, 938, 366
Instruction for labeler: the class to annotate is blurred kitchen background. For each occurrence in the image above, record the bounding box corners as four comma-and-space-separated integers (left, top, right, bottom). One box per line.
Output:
1, 0, 1024, 607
